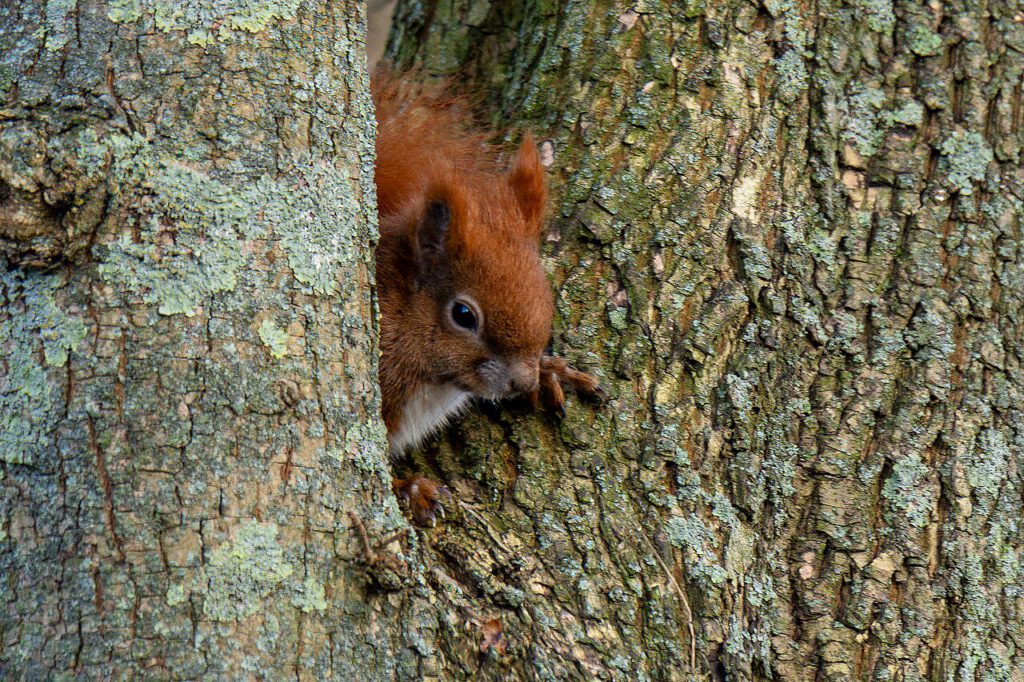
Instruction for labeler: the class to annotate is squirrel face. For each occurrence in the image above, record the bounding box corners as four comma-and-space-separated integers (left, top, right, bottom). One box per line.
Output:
374, 122, 555, 450
406, 177, 554, 400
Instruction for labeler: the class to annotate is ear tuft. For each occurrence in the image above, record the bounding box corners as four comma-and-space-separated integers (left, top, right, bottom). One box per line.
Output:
508, 132, 548, 236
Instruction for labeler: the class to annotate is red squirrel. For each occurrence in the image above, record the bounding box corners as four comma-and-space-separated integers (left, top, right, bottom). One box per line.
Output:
372, 71, 602, 525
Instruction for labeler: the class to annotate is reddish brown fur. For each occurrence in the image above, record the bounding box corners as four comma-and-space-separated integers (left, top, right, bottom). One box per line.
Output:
392, 475, 450, 526
372, 70, 554, 443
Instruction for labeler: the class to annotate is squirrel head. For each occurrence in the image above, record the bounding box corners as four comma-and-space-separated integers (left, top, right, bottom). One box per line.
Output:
402, 134, 553, 399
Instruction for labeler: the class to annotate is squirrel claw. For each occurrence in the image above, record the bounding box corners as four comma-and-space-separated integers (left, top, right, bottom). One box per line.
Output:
393, 475, 450, 526
538, 354, 604, 415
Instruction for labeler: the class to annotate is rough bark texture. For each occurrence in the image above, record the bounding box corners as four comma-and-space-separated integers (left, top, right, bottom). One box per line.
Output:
0, 1, 425, 678
380, 0, 1024, 680
4, 0, 1023, 679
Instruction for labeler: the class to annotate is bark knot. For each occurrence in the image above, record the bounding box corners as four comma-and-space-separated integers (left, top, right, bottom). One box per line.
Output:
0, 122, 112, 267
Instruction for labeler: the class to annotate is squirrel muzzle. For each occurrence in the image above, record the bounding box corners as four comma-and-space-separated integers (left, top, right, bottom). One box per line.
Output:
476, 357, 541, 398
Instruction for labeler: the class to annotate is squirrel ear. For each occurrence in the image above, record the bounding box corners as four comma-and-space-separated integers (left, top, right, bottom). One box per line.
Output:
508, 132, 548, 235
414, 200, 451, 262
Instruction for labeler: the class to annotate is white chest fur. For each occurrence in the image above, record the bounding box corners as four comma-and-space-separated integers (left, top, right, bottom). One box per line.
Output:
390, 383, 471, 454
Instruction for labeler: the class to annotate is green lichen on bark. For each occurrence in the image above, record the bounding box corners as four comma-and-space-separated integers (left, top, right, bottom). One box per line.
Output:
5, 0, 1023, 675
43, 0, 78, 50
773, 50, 809, 103
291, 578, 328, 613
107, 0, 302, 44
200, 521, 294, 621
843, 85, 889, 156
851, 0, 895, 34
882, 455, 933, 528
96, 142, 248, 316
1, 265, 85, 465
165, 583, 187, 606
907, 24, 943, 56
92, 134, 367, 313
257, 318, 289, 358
266, 162, 368, 298
938, 130, 993, 196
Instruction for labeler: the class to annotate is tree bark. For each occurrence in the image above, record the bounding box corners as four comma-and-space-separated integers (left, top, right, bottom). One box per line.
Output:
380, 0, 1024, 680
4, 0, 1022, 679
1, 2, 421, 678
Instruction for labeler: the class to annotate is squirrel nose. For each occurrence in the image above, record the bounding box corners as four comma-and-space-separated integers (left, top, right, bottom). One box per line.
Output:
508, 360, 540, 394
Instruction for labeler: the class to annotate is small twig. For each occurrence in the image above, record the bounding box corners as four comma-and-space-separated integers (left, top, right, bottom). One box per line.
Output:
348, 511, 413, 591
348, 511, 410, 558
376, 526, 410, 552
348, 511, 377, 563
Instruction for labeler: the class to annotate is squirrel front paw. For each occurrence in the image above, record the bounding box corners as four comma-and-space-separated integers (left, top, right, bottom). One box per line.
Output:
393, 475, 451, 526
535, 354, 606, 417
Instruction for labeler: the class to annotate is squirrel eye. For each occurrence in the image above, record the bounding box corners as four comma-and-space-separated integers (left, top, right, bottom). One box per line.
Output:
449, 300, 478, 332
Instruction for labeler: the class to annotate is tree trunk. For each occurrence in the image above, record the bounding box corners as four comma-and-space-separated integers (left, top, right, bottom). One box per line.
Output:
4, 0, 1022, 679
379, 0, 1024, 680
1, 2, 421, 678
